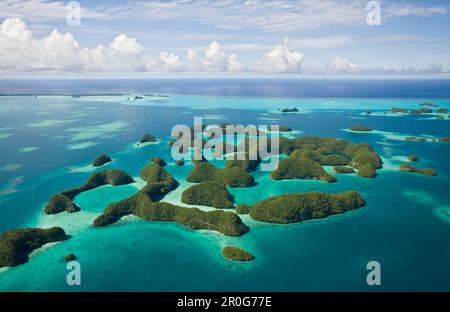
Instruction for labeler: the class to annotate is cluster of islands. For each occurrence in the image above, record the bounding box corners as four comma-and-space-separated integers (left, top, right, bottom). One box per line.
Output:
0, 109, 447, 265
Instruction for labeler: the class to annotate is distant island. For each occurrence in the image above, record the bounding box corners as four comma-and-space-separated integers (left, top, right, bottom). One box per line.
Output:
237, 191, 365, 224
93, 164, 249, 236
222, 246, 254, 261
181, 181, 234, 209
408, 155, 419, 161
0, 227, 68, 268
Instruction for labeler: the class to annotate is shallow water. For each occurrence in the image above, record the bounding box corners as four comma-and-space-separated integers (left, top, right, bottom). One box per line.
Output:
0, 81, 449, 291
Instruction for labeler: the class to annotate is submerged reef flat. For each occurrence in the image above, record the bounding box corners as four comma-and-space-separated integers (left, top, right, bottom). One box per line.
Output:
181, 181, 234, 209
44, 169, 134, 214
399, 164, 438, 176
237, 191, 365, 224
222, 246, 255, 261
0, 227, 67, 268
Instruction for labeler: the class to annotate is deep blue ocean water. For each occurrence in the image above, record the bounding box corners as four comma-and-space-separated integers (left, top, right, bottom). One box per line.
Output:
0, 79, 449, 291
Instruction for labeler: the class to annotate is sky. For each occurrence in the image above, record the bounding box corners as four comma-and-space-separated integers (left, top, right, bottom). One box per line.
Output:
0, 0, 449, 78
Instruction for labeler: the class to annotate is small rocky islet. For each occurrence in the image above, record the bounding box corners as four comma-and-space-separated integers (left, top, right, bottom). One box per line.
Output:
2, 127, 420, 269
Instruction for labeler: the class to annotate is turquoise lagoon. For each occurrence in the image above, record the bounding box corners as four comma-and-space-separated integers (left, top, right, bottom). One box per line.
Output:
0, 90, 450, 291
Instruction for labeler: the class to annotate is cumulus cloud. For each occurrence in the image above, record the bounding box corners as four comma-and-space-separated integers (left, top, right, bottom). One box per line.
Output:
323, 56, 445, 75
254, 38, 305, 73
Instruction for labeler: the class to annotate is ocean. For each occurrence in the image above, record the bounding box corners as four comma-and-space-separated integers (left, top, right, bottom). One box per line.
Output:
0, 79, 449, 291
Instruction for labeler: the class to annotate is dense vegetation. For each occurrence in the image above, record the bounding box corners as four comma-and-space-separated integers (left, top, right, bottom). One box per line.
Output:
436, 108, 448, 114
181, 181, 234, 208
240, 191, 365, 224
408, 155, 419, 161
400, 164, 438, 176
175, 160, 185, 166
150, 157, 167, 166
391, 107, 408, 113
0, 227, 67, 267
45, 169, 134, 214
271, 158, 337, 182
281, 108, 299, 113
277, 136, 382, 179
348, 125, 373, 132
222, 246, 255, 261
187, 162, 255, 187
140, 134, 157, 143
92, 154, 112, 167
93, 165, 249, 236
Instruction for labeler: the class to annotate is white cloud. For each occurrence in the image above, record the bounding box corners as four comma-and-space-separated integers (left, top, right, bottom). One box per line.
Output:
254, 38, 305, 73
110, 34, 143, 54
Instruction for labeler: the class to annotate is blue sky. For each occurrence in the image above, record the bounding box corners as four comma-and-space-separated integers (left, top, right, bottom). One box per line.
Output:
0, 0, 449, 77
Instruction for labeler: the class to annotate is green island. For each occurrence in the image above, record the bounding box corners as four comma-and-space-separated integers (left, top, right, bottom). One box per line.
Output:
0, 227, 68, 268
271, 157, 337, 182
65, 253, 76, 261
139, 133, 157, 144
281, 108, 299, 113
408, 155, 419, 161
348, 125, 373, 132
222, 246, 255, 261
436, 108, 448, 114
93, 164, 249, 236
181, 181, 234, 208
187, 162, 255, 187
357, 163, 376, 178
237, 191, 365, 224
399, 164, 438, 176
277, 136, 382, 179
175, 160, 185, 166
440, 137, 450, 143
333, 166, 355, 174
44, 169, 134, 214
405, 136, 428, 142
151, 157, 167, 166
92, 154, 112, 167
